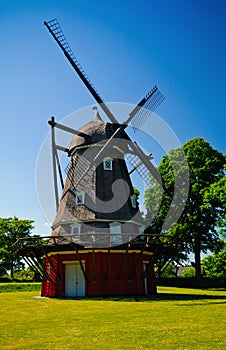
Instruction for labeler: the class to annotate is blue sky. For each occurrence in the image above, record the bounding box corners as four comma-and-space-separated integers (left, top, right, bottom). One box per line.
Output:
0, 0, 225, 235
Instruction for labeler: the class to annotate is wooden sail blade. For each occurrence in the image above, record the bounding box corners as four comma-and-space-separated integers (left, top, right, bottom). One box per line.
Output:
126, 153, 152, 187
129, 86, 165, 132
44, 19, 117, 124
48, 119, 89, 140
65, 154, 93, 192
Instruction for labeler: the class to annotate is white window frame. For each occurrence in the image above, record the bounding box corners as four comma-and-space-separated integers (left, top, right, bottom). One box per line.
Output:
76, 192, 85, 206
103, 157, 113, 171
110, 221, 121, 233
71, 223, 81, 235
130, 195, 137, 208
110, 221, 122, 244
139, 226, 144, 235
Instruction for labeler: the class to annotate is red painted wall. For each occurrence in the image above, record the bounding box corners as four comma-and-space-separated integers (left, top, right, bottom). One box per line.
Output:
41, 251, 156, 297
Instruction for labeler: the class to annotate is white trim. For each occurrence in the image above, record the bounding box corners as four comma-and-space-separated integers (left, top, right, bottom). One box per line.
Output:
63, 260, 85, 264
76, 192, 85, 206
110, 221, 122, 244
71, 222, 81, 234
45, 250, 154, 257
103, 157, 113, 170
130, 195, 137, 208
109, 221, 121, 233
52, 219, 144, 229
143, 261, 149, 295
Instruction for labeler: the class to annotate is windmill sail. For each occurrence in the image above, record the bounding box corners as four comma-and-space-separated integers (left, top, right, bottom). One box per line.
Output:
44, 19, 117, 123
65, 154, 93, 193
130, 87, 165, 132
126, 153, 151, 186
45, 19, 163, 186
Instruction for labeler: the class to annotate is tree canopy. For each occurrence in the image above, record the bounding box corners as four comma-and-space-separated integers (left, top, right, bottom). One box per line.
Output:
0, 217, 34, 277
144, 137, 226, 278
202, 243, 226, 279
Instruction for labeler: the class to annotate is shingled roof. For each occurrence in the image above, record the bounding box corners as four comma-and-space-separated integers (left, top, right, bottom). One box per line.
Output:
69, 111, 107, 150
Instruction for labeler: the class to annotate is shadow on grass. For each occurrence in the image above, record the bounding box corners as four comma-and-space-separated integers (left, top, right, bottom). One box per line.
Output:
56, 292, 226, 303
109, 294, 226, 303
146, 292, 226, 302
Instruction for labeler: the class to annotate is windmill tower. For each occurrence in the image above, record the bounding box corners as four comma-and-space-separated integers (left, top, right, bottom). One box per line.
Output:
13, 19, 181, 297
51, 110, 144, 247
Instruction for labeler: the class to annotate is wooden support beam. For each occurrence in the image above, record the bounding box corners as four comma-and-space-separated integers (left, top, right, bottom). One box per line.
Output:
55, 144, 69, 153
30, 252, 53, 282
48, 119, 89, 140
117, 245, 129, 282
55, 150, 64, 190
50, 116, 59, 211
128, 247, 145, 281
105, 248, 111, 282
155, 258, 173, 279
141, 257, 153, 281
92, 249, 97, 283
72, 244, 89, 283
41, 248, 62, 284
140, 249, 157, 281
23, 256, 43, 280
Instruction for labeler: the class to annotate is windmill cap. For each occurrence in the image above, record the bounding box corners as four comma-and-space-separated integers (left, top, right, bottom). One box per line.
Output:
69, 110, 107, 150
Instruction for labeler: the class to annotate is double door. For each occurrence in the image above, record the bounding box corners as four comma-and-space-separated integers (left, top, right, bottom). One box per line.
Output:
65, 262, 85, 297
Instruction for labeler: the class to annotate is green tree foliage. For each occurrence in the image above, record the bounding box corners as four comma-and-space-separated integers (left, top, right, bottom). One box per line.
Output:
180, 267, 196, 278
144, 138, 226, 278
133, 186, 140, 203
202, 240, 226, 278
202, 175, 226, 236
160, 262, 176, 278
0, 217, 34, 278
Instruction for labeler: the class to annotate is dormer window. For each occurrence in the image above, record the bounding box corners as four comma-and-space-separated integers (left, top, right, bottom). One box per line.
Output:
76, 192, 85, 206
71, 223, 81, 235
130, 195, 137, 208
103, 157, 113, 171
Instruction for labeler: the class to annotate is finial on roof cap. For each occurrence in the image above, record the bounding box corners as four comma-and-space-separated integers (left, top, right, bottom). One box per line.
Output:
92, 108, 104, 123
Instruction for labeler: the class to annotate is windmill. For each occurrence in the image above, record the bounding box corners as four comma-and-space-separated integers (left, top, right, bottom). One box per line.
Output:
12, 19, 182, 297
43, 19, 165, 209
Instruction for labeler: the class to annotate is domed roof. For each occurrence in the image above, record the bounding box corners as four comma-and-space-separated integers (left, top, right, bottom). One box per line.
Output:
69, 111, 107, 151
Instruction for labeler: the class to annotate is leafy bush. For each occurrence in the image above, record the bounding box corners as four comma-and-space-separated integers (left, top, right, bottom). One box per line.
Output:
160, 262, 176, 278
181, 267, 196, 278
0, 282, 41, 292
202, 251, 226, 278
13, 268, 34, 280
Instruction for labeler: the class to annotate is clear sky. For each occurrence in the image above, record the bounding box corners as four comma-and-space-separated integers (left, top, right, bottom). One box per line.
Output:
0, 0, 225, 236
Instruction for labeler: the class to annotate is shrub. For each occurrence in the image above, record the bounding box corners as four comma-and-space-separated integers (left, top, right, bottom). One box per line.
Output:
181, 267, 196, 278
160, 263, 176, 278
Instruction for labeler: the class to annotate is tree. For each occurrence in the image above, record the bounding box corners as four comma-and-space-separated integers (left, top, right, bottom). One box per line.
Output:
202, 240, 226, 278
202, 175, 226, 236
0, 217, 34, 278
144, 138, 226, 279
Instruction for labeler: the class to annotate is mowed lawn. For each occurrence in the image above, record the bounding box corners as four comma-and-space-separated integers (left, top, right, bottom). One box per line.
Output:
0, 287, 225, 350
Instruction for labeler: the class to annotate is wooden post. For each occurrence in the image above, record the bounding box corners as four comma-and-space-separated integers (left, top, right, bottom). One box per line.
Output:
50, 116, 59, 210
117, 245, 129, 282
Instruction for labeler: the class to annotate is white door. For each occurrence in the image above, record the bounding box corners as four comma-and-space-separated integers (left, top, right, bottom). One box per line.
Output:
65, 262, 85, 297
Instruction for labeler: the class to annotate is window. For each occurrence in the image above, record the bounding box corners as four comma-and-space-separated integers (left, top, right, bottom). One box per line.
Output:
110, 222, 122, 245
71, 223, 81, 235
103, 157, 113, 171
139, 226, 144, 234
130, 195, 137, 208
110, 221, 121, 234
76, 192, 85, 206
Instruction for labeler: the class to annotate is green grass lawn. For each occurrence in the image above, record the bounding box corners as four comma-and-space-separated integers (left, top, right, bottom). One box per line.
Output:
0, 287, 225, 350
